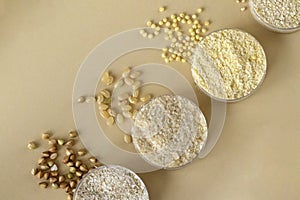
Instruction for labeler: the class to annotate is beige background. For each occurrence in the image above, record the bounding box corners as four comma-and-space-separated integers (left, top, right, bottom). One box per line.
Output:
0, 0, 299, 199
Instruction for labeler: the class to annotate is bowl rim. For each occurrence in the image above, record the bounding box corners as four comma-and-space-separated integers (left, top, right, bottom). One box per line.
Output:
73, 164, 150, 200
191, 28, 268, 103
248, 0, 300, 33
131, 94, 209, 170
